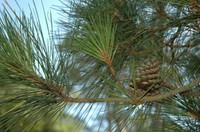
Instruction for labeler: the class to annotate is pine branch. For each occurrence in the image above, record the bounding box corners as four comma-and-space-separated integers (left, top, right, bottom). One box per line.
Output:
187, 110, 200, 120
1, 0, 200, 130
108, 65, 133, 96
64, 78, 200, 104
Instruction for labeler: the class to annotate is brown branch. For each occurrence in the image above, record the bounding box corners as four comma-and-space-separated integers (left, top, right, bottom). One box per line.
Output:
180, 89, 200, 96
129, 26, 182, 55
129, 39, 197, 55
102, 52, 131, 96
108, 65, 140, 104
108, 65, 127, 91
65, 78, 200, 104
139, 78, 200, 103
187, 110, 200, 120
101, 52, 133, 97
169, 43, 198, 49
129, 14, 200, 56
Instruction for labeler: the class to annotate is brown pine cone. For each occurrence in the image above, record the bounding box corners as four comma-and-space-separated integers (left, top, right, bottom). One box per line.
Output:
130, 58, 163, 94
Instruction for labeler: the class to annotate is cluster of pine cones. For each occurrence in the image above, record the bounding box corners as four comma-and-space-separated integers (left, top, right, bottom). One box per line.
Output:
129, 58, 163, 96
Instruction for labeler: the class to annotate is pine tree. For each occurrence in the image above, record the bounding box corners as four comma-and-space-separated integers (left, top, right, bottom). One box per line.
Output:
0, 0, 200, 131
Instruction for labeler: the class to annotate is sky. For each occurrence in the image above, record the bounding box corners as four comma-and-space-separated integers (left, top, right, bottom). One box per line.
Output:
0, 0, 61, 19
0, 0, 63, 39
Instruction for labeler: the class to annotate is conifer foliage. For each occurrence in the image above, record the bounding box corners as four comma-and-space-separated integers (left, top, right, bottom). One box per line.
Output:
0, 0, 200, 131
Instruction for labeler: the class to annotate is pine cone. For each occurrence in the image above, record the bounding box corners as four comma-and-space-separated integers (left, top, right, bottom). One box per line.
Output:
130, 58, 163, 94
